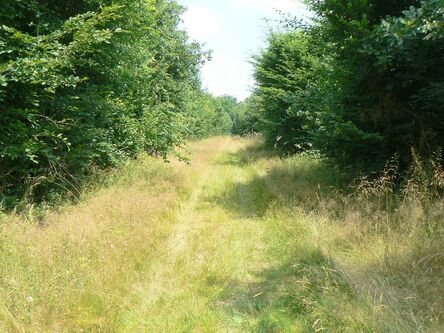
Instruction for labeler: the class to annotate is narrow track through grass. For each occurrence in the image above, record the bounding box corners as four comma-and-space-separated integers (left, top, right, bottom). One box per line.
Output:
0, 137, 442, 332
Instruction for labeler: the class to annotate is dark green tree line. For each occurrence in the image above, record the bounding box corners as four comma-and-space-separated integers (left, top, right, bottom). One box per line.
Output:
0, 0, 217, 206
246, 0, 444, 172
182, 93, 237, 139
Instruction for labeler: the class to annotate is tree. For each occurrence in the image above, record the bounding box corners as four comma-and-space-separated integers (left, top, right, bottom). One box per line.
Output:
0, 0, 206, 206
253, 30, 318, 152
247, 0, 444, 172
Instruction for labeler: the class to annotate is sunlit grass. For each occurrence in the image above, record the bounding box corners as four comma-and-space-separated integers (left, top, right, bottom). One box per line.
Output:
0, 136, 442, 332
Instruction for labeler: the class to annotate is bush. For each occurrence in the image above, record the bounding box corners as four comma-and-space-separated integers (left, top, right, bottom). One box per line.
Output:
247, 0, 444, 173
0, 0, 205, 206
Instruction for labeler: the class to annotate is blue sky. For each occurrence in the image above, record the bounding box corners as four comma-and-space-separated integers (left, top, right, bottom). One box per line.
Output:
178, 0, 311, 101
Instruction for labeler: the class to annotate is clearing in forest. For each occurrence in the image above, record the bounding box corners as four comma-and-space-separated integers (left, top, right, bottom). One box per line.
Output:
1, 137, 441, 332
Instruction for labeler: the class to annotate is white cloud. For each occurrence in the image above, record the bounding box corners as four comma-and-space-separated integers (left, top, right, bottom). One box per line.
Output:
202, 53, 253, 101
179, 0, 312, 100
181, 5, 222, 42
231, 0, 308, 15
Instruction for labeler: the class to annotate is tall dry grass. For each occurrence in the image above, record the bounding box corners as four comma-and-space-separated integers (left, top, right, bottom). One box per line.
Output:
240, 143, 444, 332
0, 137, 442, 332
0, 152, 190, 332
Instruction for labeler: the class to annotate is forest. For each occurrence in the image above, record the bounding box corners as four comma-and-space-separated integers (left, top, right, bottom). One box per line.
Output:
0, 0, 443, 332
0, 0, 239, 207
241, 0, 444, 171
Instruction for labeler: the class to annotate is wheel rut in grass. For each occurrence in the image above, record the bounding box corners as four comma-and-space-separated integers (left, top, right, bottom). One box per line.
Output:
122, 137, 272, 332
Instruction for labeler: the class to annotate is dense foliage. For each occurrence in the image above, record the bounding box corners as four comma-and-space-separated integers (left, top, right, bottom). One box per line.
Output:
252, 30, 319, 151
3, 0, 443, 206
248, 0, 444, 171
231, 95, 261, 136
183, 93, 237, 139
0, 0, 235, 206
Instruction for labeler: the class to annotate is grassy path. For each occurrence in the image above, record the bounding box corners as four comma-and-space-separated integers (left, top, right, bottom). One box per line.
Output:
123, 137, 273, 331
119, 137, 384, 332
1, 137, 441, 332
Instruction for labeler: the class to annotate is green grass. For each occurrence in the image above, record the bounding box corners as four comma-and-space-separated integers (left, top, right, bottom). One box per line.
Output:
0, 137, 442, 332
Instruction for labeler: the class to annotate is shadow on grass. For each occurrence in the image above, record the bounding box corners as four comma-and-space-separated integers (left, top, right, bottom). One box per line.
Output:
205, 142, 394, 331
208, 142, 344, 219
208, 141, 442, 332
206, 176, 276, 218
214, 141, 279, 167
209, 249, 376, 332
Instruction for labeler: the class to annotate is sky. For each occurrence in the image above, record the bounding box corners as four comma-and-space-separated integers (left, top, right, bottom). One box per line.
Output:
179, 0, 312, 101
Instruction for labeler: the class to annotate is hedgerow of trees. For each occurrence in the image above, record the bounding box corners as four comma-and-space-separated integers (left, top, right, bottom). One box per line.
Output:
243, 0, 444, 172
183, 93, 238, 139
3, 0, 443, 207
0, 0, 239, 207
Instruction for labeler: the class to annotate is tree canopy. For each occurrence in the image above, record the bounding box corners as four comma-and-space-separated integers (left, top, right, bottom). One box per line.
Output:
243, 0, 444, 172
0, 0, 238, 206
